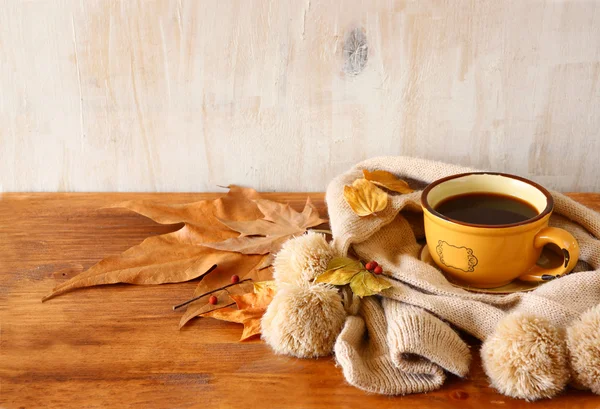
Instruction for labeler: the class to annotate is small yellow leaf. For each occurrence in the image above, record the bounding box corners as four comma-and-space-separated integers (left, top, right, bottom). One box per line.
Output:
349, 271, 377, 297
343, 179, 388, 217
315, 268, 360, 286
253, 280, 277, 292
315, 257, 365, 286
363, 272, 392, 293
363, 169, 414, 194
326, 257, 363, 273
349, 271, 391, 297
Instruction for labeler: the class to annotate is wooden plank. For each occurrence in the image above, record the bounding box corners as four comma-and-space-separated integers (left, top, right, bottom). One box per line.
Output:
1, 193, 599, 408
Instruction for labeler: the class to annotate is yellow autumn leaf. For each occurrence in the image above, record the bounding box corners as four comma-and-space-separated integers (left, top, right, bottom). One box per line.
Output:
253, 280, 277, 292
325, 257, 364, 273
315, 256, 364, 285
363, 272, 392, 293
349, 270, 392, 297
315, 269, 360, 285
343, 179, 388, 216
363, 169, 414, 194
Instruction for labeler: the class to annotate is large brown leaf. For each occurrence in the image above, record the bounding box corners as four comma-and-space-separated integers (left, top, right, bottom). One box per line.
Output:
42, 186, 266, 301
178, 197, 327, 326
201, 198, 327, 255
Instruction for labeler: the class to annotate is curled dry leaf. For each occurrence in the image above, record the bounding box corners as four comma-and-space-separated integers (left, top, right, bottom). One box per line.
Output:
203, 286, 276, 341
343, 178, 388, 217
42, 186, 266, 302
363, 169, 414, 194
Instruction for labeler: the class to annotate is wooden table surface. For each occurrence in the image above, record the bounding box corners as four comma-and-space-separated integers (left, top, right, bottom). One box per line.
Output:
2, 192, 600, 409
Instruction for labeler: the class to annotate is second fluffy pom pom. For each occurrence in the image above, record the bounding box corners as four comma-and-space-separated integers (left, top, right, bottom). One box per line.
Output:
261, 283, 347, 358
567, 304, 600, 394
481, 313, 569, 401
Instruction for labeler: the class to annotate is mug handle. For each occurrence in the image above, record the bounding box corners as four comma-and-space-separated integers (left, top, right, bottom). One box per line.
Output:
518, 227, 580, 282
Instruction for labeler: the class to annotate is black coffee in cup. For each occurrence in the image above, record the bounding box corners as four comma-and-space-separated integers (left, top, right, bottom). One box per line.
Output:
434, 193, 538, 225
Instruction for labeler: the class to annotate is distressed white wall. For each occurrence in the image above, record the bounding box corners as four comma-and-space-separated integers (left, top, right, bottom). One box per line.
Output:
1, 0, 599, 192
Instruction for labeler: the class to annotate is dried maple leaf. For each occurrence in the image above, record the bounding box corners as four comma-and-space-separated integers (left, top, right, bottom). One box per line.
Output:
201, 198, 327, 255
362, 169, 414, 194
203, 286, 276, 340
42, 186, 267, 301
343, 178, 388, 217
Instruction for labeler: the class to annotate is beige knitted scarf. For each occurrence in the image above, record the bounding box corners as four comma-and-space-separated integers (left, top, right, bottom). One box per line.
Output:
326, 156, 600, 398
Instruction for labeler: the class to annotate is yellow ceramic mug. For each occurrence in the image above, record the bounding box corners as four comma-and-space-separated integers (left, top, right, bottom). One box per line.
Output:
421, 172, 579, 288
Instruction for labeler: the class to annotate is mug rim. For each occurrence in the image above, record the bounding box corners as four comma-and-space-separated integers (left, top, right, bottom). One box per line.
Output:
421, 172, 554, 229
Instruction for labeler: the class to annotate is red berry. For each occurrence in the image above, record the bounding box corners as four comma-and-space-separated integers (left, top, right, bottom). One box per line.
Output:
373, 266, 383, 275
365, 261, 376, 271
231, 274, 240, 284
208, 295, 218, 305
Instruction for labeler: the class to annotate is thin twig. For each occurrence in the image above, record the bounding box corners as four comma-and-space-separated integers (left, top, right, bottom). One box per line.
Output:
172, 278, 252, 310
202, 302, 236, 314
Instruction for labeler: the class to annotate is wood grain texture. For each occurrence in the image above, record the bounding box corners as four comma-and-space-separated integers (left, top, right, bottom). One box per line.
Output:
1, 192, 600, 409
1, 1, 600, 192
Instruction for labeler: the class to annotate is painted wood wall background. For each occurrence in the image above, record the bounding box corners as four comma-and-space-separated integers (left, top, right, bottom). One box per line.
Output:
1, 0, 599, 192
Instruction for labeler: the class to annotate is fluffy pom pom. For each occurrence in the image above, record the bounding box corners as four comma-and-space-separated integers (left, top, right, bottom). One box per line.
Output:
481, 313, 569, 401
273, 232, 336, 286
567, 304, 600, 394
261, 283, 346, 358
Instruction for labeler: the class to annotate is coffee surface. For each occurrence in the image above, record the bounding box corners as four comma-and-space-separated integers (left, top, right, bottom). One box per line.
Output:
434, 193, 539, 225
